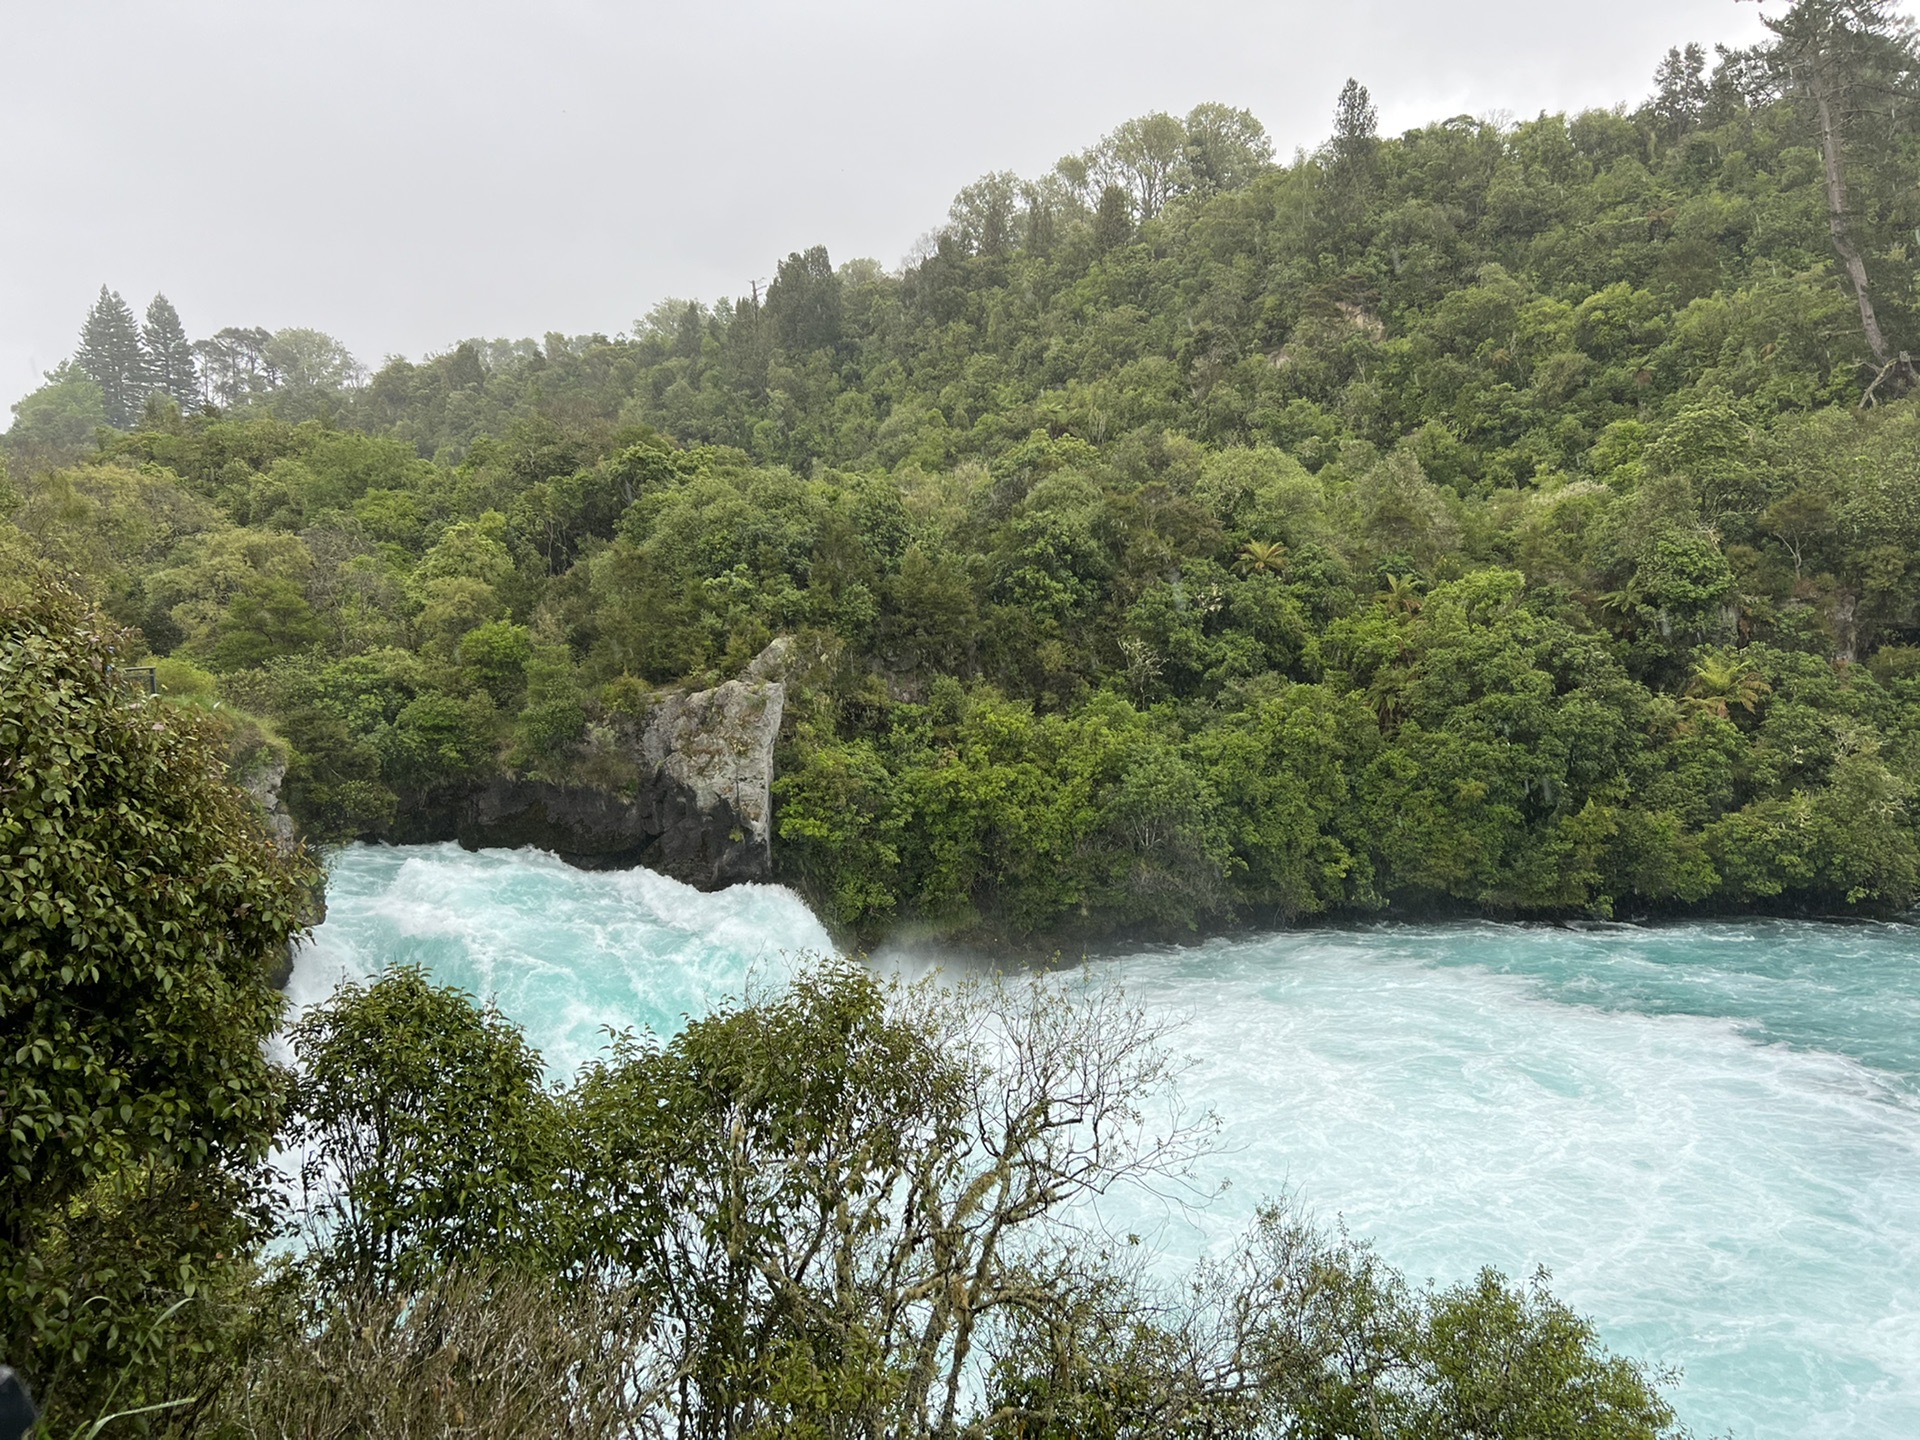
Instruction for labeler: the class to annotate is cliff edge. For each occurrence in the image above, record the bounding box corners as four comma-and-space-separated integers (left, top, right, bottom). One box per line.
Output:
456, 640, 789, 890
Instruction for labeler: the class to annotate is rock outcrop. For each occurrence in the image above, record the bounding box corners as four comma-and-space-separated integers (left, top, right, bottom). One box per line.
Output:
232, 743, 325, 989
238, 748, 300, 851
456, 643, 789, 891
636, 668, 784, 886
259, 643, 794, 990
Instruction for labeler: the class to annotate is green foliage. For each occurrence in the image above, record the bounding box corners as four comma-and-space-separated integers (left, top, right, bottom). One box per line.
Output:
76, 286, 148, 429
773, 738, 905, 932
142, 294, 199, 411
263, 964, 1680, 1440
377, 690, 498, 801
15, 35, 1920, 937
987, 1212, 1679, 1439
286, 967, 558, 1292
3, 361, 109, 473
1416, 1268, 1679, 1438
0, 581, 316, 1426
13, 37, 1917, 1429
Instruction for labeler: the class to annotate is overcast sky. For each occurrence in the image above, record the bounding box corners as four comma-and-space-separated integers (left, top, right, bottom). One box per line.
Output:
1, 0, 1782, 415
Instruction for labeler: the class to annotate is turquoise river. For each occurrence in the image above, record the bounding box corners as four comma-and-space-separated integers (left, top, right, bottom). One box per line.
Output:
292, 842, 1920, 1439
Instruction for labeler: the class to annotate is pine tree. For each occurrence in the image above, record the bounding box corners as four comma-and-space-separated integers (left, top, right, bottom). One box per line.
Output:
140, 294, 198, 409
75, 286, 148, 428
1324, 79, 1380, 238
1330, 79, 1380, 171
1650, 44, 1711, 139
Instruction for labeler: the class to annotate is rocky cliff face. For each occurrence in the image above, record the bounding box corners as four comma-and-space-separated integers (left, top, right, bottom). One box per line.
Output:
262, 644, 794, 989
238, 749, 300, 851
456, 641, 789, 891
233, 745, 326, 989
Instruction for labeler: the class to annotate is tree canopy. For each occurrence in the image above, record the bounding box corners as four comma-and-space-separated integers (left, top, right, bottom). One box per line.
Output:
9, 12, 1920, 947
248, 962, 1682, 1440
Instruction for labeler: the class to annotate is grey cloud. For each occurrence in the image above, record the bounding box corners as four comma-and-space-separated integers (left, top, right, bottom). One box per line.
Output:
0, 0, 1777, 412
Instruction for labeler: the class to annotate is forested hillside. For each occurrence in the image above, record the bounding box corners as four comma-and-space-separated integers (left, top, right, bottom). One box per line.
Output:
10, 3, 1920, 945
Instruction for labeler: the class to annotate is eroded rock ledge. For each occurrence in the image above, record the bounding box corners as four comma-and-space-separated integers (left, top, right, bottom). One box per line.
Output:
455, 640, 789, 891
253, 643, 793, 988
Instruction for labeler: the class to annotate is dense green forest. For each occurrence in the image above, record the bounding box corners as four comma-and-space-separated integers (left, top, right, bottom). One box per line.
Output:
11, 2, 1920, 946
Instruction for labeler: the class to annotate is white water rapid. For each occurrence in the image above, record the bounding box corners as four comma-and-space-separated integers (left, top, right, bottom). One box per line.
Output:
293, 843, 1920, 1439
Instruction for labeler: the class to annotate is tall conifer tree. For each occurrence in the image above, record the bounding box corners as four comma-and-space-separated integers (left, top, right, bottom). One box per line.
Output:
140, 294, 198, 409
1650, 44, 1711, 138
75, 286, 147, 428
1323, 79, 1380, 242
1330, 78, 1380, 169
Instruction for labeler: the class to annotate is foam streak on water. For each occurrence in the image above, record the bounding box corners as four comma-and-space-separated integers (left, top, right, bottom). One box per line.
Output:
1101, 928, 1920, 1440
295, 847, 1920, 1440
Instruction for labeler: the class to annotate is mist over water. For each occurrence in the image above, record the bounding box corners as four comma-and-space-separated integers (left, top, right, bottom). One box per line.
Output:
297, 844, 1920, 1440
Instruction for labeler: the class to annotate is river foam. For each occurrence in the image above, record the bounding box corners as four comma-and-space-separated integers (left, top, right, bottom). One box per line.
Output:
289, 842, 834, 1075
293, 845, 1920, 1439
1100, 931, 1920, 1440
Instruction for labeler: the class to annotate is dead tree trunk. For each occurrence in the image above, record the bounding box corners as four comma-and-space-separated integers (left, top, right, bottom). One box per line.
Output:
1810, 52, 1894, 364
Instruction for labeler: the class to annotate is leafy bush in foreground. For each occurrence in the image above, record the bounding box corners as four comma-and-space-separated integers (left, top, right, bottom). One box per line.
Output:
253, 963, 1681, 1440
1, 582, 317, 1430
